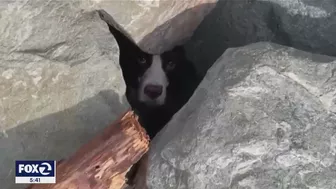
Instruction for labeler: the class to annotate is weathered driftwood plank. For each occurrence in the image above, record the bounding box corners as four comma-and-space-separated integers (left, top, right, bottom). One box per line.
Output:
26, 110, 150, 189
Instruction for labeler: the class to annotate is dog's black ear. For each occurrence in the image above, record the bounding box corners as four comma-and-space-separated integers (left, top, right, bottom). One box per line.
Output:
107, 23, 141, 53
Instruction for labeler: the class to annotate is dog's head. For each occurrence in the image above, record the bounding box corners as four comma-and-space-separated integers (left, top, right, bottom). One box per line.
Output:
107, 22, 189, 107
137, 47, 187, 106
121, 45, 187, 107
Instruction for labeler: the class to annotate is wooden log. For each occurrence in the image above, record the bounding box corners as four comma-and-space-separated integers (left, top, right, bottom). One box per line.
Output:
26, 110, 150, 189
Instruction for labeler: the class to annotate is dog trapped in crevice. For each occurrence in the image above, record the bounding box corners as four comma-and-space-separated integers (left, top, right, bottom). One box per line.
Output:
106, 22, 201, 139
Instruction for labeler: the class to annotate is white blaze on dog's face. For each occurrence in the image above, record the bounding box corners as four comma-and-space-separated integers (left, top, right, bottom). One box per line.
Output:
138, 55, 169, 106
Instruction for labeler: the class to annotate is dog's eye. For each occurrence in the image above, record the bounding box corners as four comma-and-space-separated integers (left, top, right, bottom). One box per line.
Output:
137, 57, 147, 65
166, 61, 175, 71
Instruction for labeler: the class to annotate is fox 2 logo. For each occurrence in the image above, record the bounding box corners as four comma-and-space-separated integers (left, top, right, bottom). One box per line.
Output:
15, 161, 55, 177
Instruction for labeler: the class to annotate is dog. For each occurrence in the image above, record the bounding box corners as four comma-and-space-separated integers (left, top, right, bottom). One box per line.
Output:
107, 22, 201, 139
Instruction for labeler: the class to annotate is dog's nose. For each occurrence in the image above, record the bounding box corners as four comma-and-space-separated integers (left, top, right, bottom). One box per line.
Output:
144, 84, 163, 99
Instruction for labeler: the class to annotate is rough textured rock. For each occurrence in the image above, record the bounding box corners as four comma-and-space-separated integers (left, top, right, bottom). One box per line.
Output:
96, 0, 217, 54
149, 42, 336, 189
185, 0, 336, 76
0, 0, 128, 188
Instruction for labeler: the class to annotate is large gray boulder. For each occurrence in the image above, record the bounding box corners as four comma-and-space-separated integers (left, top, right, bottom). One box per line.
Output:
186, 0, 336, 76
149, 42, 336, 189
0, 0, 128, 188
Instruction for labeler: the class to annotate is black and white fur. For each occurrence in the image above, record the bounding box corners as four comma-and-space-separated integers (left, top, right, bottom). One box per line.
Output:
107, 22, 201, 139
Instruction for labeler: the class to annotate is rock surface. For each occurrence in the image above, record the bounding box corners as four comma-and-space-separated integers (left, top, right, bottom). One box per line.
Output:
0, 0, 128, 188
149, 42, 336, 189
185, 0, 336, 76
96, 0, 217, 54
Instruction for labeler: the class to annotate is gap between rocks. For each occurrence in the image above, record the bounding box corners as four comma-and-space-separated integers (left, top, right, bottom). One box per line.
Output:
98, 9, 203, 140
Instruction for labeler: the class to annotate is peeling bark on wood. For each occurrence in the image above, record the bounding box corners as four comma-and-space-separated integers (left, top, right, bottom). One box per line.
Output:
26, 110, 150, 189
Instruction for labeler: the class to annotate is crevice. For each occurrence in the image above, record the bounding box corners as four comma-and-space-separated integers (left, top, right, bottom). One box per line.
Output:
99, 11, 202, 140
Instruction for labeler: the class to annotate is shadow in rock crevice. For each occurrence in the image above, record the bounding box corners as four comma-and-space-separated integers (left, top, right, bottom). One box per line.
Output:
99, 3, 216, 139
0, 90, 128, 189
185, 0, 336, 77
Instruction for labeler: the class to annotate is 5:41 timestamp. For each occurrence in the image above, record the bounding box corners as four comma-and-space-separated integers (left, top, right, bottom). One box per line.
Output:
30, 178, 40, 183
